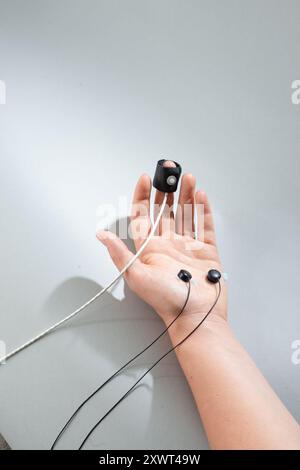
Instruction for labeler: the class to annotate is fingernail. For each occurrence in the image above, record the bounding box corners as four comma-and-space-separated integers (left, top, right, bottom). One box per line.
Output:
163, 160, 176, 168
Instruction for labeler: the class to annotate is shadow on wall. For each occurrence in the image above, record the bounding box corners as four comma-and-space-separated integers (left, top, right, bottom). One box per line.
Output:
43, 217, 208, 449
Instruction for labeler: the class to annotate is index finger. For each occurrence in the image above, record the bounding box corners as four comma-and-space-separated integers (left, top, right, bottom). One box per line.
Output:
130, 174, 152, 251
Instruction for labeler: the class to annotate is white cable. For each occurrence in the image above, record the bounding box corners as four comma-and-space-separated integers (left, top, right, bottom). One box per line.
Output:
0, 194, 167, 364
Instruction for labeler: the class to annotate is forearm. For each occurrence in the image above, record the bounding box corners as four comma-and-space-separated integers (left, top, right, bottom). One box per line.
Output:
168, 315, 300, 450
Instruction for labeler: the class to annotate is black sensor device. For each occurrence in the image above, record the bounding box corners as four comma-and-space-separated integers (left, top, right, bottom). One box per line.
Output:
207, 269, 222, 284
153, 159, 182, 193
178, 269, 192, 283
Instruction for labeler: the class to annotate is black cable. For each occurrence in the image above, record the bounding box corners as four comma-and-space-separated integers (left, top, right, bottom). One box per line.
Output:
51, 281, 191, 450
78, 281, 221, 450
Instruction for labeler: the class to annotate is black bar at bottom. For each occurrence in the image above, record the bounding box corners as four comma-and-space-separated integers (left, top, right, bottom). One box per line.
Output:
0, 450, 300, 466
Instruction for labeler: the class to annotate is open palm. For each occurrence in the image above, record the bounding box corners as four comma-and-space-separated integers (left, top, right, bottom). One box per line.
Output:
97, 167, 227, 327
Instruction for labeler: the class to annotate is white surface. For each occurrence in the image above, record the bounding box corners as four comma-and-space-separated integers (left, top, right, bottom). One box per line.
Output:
0, 0, 300, 450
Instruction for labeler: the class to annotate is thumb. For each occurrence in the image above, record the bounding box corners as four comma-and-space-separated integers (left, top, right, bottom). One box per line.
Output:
96, 230, 142, 278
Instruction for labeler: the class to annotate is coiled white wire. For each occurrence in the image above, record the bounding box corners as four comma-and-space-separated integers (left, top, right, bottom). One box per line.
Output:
0, 194, 167, 364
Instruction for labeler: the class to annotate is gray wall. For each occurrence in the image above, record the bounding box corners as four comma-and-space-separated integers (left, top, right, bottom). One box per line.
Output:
0, 0, 300, 449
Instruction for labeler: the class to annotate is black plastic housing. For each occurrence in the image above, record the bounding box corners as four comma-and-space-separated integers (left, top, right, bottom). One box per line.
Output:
177, 269, 192, 283
207, 269, 222, 284
153, 159, 182, 193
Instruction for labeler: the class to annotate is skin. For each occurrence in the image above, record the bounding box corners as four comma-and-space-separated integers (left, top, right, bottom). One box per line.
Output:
97, 161, 300, 450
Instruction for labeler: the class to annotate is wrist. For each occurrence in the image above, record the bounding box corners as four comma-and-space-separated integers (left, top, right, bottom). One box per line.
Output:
165, 312, 232, 351
165, 313, 239, 388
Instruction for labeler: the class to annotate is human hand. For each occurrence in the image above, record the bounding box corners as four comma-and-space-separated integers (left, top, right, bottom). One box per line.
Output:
97, 162, 227, 329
